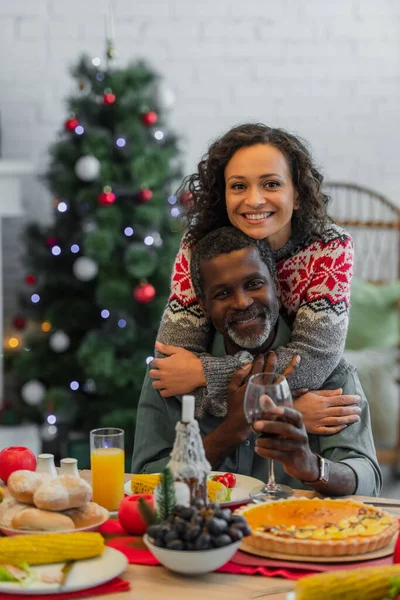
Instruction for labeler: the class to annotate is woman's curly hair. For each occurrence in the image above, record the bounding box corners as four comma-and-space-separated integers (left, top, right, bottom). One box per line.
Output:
181, 123, 331, 245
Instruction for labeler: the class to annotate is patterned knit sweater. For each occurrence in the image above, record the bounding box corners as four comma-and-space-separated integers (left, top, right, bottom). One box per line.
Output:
156, 223, 354, 418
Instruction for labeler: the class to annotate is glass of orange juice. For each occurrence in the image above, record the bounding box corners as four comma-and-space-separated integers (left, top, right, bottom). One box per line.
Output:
90, 428, 125, 511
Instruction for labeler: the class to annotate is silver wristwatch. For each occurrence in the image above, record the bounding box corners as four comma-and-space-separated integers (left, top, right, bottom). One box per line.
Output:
302, 454, 329, 485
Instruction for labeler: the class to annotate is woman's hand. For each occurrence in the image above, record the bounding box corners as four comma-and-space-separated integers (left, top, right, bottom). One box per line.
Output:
149, 342, 206, 397
294, 389, 361, 435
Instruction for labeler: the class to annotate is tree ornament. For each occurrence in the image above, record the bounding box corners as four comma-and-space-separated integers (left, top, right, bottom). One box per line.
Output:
46, 236, 57, 247
138, 189, 153, 203
155, 83, 175, 111
65, 117, 79, 131
12, 316, 26, 330
24, 274, 36, 285
103, 91, 116, 105
180, 191, 193, 204
98, 186, 116, 205
141, 111, 158, 126
21, 380, 46, 406
49, 331, 70, 353
74, 155, 101, 182
133, 282, 156, 303
72, 256, 99, 281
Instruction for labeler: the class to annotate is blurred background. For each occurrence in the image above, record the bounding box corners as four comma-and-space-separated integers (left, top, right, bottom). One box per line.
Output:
1, 0, 400, 488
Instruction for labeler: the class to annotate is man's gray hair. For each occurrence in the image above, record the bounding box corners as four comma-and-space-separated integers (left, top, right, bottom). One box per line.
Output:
190, 227, 276, 301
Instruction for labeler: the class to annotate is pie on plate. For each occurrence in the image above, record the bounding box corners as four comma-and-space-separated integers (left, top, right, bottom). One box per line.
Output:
236, 497, 399, 557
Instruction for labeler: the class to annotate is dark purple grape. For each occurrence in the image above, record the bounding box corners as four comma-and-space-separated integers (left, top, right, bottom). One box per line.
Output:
194, 515, 205, 527
220, 508, 232, 522
194, 533, 212, 550
147, 524, 163, 540
230, 515, 247, 525
231, 522, 251, 536
207, 517, 228, 536
172, 505, 186, 516
213, 534, 233, 547
184, 525, 201, 542
165, 530, 180, 544
180, 506, 196, 521
174, 518, 187, 536
166, 539, 185, 551
227, 527, 243, 542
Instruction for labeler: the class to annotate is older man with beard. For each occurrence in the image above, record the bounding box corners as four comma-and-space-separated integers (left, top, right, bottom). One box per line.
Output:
131, 228, 381, 497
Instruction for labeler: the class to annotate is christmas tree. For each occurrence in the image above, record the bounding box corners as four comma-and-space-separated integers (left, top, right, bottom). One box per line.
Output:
4, 40, 184, 463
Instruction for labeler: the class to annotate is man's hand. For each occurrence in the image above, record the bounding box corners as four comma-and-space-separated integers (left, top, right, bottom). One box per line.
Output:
295, 389, 361, 435
253, 406, 319, 482
225, 356, 263, 438
150, 342, 206, 397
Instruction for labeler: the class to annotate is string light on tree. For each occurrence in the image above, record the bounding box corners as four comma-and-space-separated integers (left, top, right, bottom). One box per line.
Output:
51, 245, 61, 256
41, 321, 52, 333
57, 201, 68, 213
75, 125, 85, 135
138, 189, 153, 203
72, 256, 99, 281
21, 380, 46, 406
8, 337, 19, 349
75, 155, 101, 182
49, 331, 70, 353
31, 294, 40, 304
124, 227, 134, 237
71, 244, 80, 253
153, 129, 164, 142
40, 424, 58, 442
141, 111, 158, 126
133, 282, 156, 303
98, 186, 116, 205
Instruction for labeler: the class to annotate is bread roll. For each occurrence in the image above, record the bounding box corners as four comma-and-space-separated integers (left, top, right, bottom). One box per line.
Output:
12, 507, 74, 531
7, 470, 50, 505
34, 475, 92, 511
65, 502, 108, 529
0, 498, 27, 529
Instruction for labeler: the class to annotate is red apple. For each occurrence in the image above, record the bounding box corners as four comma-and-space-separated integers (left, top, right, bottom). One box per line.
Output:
118, 493, 155, 536
0, 446, 37, 484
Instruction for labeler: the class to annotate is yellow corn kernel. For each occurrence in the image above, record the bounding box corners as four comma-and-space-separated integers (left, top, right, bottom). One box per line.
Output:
130, 474, 161, 495
0, 488, 4, 503
295, 565, 400, 600
0, 532, 104, 566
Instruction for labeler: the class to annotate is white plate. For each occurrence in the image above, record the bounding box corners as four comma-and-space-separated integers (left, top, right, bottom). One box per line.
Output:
125, 471, 264, 507
0, 512, 109, 537
0, 546, 128, 595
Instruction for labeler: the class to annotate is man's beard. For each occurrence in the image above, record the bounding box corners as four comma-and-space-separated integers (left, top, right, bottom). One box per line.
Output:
225, 303, 279, 350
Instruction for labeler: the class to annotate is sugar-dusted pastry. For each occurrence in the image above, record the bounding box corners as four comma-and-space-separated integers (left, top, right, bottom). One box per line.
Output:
7, 470, 51, 505
33, 475, 92, 511
237, 497, 399, 557
65, 502, 108, 529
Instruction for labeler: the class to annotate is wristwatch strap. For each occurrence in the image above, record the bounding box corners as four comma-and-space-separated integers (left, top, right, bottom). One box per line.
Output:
301, 454, 329, 484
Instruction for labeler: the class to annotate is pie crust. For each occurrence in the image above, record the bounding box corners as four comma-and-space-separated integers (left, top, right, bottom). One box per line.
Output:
236, 497, 399, 557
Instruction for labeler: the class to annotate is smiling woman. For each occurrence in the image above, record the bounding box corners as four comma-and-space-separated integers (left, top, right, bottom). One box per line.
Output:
151, 123, 354, 425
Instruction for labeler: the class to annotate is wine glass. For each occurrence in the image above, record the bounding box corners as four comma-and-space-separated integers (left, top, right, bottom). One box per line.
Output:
244, 372, 294, 502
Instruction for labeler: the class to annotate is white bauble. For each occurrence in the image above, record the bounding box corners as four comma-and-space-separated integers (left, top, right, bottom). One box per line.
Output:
49, 331, 70, 353
73, 257, 99, 281
74, 155, 101, 182
155, 83, 175, 111
21, 380, 46, 406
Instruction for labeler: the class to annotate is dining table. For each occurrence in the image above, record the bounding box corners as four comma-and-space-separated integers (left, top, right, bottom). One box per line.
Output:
1, 471, 400, 599
74, 471, 400, 600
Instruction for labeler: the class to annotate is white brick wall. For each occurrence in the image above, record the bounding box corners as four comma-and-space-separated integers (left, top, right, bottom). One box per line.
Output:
1, 0, 400, 318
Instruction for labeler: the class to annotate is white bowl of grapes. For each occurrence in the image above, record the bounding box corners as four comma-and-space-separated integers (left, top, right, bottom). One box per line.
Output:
143, 500, 250, 576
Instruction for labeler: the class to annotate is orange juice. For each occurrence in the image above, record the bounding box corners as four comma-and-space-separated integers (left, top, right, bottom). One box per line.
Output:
91, 447, 125, 510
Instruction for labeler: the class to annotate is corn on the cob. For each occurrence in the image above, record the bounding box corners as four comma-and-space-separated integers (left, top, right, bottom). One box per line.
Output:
0, 532, 104, 566
131, 474, 229, 503
131, 474, 161, 494
0, 487, 4, 503
295, 565, 400, 600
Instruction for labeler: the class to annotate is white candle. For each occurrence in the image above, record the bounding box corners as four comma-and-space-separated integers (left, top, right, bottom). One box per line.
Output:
181, 395, 195, 422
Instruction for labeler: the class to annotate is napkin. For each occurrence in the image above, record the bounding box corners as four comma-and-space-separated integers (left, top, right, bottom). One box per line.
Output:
0, 577, 130, 600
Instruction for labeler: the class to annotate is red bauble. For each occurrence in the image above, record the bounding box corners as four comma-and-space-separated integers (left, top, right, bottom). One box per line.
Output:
141, 111, 158, 126
138, 189, 153, 203
0, 446, 37, 484
133, 282, 156, 303
46, 236, 57, 247
65, 117, 79, 131
98, 191, 116, 205
12, 316, 26, 330
24, 274, 37, 285
180, 191, 193, 204
118, 494, 155, 535
103, 92, 116, 105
